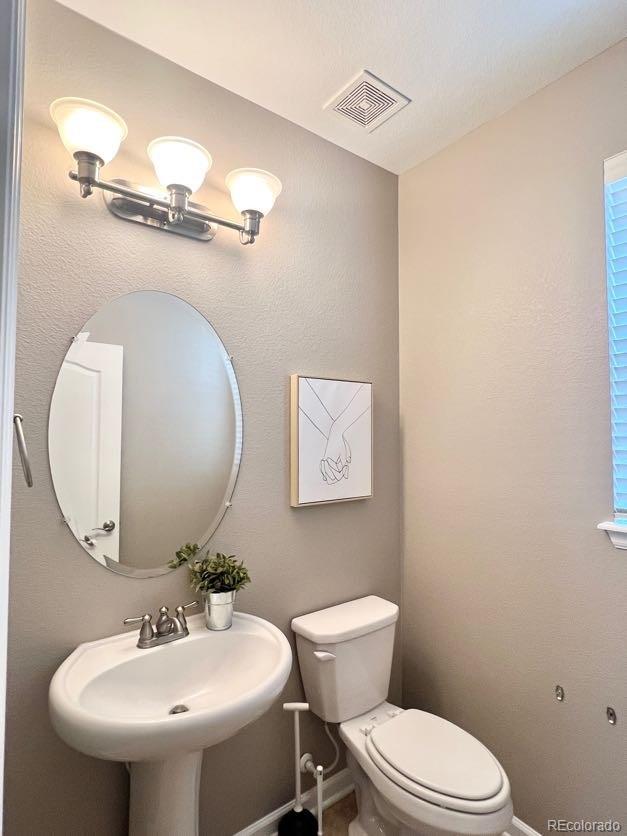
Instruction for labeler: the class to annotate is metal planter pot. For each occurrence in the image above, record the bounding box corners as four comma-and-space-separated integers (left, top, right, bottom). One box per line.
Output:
202, 590, 236, 630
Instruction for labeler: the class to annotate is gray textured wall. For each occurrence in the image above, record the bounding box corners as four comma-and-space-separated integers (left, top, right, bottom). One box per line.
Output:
6, 2, 400, 833
399, 40, 627, 834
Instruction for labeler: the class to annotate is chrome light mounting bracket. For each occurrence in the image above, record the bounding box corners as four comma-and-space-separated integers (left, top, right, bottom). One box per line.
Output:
102, 179, 218, 242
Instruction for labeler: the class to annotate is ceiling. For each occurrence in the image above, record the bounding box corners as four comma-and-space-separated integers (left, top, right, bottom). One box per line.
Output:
56, 0, 627, 174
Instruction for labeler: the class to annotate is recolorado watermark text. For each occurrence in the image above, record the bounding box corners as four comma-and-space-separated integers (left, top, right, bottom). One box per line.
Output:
548, 821, 622, 832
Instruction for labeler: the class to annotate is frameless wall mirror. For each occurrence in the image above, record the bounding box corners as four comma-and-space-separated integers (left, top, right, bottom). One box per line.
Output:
48, 291, 242, 577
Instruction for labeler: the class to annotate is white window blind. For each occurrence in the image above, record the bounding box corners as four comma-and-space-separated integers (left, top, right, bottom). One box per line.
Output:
606, 173, 627, 512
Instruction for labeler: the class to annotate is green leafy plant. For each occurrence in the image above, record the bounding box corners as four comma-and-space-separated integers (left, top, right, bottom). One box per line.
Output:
169, 543, 201, 568
169, 545, 251, 594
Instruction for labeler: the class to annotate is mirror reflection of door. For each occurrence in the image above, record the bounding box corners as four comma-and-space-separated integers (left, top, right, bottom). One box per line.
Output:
49, 333, 122, 567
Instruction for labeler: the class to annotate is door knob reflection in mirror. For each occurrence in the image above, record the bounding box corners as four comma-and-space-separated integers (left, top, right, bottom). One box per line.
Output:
82, 520, 116, 548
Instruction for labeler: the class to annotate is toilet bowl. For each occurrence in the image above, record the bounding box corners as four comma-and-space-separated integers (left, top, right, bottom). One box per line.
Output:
292, 597, 513, 836
340, 702, 512, 835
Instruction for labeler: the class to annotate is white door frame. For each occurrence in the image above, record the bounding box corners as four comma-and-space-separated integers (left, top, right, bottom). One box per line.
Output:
0, 0, 26, 822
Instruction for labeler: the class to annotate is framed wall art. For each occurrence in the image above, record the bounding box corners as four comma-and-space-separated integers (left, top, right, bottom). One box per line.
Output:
290, 375, 373, 507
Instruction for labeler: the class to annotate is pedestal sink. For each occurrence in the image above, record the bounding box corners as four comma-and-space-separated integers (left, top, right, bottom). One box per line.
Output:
49, 612, 292, 836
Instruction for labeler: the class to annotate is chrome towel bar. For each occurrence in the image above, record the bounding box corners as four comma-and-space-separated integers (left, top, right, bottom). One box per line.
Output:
13, 414, 33, 488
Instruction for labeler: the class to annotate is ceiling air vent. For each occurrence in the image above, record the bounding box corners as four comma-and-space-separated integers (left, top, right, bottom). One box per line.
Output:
325, 70, 410, 133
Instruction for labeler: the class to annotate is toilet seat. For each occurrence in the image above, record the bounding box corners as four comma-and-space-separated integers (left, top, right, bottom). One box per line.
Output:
364, 709, 511, 815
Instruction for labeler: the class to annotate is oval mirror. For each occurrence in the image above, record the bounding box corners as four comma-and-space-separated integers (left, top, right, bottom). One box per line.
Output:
48, 291, 242, 577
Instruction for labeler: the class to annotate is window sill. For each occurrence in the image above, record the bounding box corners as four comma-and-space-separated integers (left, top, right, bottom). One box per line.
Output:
597, 520, 627, 549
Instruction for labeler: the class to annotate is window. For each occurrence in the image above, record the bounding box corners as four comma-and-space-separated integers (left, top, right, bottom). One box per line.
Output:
599, 150, 627, 548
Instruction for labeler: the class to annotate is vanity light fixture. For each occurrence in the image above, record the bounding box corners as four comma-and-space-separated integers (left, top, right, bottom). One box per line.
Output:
50, 97, 282, 245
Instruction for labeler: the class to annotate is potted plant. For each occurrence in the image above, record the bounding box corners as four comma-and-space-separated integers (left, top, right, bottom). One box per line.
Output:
170, 544, 251, 631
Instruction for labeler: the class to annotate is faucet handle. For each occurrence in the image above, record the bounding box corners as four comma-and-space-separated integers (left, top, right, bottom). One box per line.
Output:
123, 613, 152, 626
175, 600, 198, 631
123, 613, 154, 646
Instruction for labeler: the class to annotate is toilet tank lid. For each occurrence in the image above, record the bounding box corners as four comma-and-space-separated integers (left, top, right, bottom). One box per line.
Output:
291, 596, 399, 643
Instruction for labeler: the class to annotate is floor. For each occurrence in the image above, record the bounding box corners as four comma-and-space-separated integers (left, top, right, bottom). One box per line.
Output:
310, 792, 521, 836
323, 792, 357, 835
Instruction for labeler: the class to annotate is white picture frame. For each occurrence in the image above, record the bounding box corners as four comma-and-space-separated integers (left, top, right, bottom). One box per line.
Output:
290, 375, 373, 507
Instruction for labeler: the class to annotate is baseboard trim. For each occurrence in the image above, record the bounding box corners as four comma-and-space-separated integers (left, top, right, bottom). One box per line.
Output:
506, 816, 542, 836
233, 767, 353, 836
233, 770, 540, 836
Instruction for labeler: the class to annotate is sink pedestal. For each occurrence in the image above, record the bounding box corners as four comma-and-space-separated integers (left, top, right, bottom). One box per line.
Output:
129, 750, 203, 836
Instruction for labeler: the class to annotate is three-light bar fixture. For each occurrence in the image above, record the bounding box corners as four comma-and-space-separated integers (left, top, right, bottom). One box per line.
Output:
50, 97, 282, 245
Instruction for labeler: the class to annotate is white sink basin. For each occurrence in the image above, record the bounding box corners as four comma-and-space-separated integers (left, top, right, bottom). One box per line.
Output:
49, 612, 292, 836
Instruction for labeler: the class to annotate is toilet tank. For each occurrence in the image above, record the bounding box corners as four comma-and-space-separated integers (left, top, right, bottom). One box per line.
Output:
291, 596, 399, 723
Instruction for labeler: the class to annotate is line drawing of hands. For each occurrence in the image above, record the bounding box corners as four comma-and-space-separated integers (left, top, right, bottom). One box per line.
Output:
298, 377, 371, 488
320, 459, 348, 483
320, 421, 351, 483
318, 383, 370, 485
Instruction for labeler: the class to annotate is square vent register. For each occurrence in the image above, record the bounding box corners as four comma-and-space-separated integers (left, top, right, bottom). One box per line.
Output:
325, 70, 410, 132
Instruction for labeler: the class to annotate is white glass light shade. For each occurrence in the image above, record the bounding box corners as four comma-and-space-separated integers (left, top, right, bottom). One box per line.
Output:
147, 136, 212, 194
225, 168, 282, 216
50, 98, 127, 164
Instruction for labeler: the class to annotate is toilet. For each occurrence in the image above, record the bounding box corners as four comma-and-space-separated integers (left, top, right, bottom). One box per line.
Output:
291, 596, 513, 836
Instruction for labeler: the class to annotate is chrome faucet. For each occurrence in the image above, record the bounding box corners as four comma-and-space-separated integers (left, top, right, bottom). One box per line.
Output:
123, 601, 198, 649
